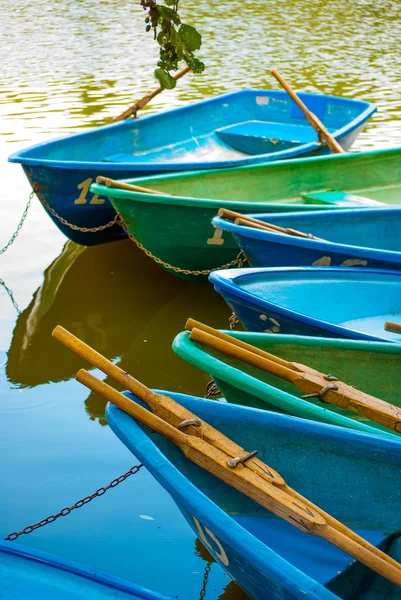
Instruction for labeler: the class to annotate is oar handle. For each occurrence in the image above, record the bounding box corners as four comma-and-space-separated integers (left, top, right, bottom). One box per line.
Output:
95, 176, 167, 196
77, 369, 187, 446
271, 69, 345, 154
385, 321, 401, 334
52, 326, 161, 411
185, 318, 297, 371
110, 66, 191, 123
189, 328, 300, 383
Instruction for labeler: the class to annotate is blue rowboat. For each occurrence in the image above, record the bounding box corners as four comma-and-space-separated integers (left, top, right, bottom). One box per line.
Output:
107, 391, 401, 600
173, 331, 401, 437
213, 207, 401, 271
0, 539, 173, 599
209, 266, 401, 342
8, 90, 375, 246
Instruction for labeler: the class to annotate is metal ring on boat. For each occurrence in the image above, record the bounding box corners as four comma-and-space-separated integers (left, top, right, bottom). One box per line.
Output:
177, 418, 202, 430
301, 383, 339, 402
227, 450, 258, 468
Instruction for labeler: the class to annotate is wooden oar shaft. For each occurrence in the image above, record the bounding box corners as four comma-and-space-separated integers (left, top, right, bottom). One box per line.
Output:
271, 69, 345, 155
189, 328, 299, 383
52, 325, 161, 410
385, 321, 401, 334
324, 524, 401, 587
185, 318, 297, 370
217, 208, 321, 240
53, 326, 284, 486
288, 486, 401, 574
80, 369, 401, 587
77, 369, 187, 446
95, 176, 167, 196
110, 66, 191, 123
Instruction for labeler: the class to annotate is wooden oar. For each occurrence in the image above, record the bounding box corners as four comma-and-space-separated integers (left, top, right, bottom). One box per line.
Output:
110, 66, 191, 124
385, 321, 401, 335
217, 208, 323, 241
52, 326, 284, 486
271, 70, 345, 154
187, 323, 401, 434
76, 368, 401, 588
95, 176, 171, 196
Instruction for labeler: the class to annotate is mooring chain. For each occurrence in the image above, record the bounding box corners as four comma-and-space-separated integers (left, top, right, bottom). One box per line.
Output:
5, 464, 143, 541
0, 188, 35, 257
0, 278, 21, 314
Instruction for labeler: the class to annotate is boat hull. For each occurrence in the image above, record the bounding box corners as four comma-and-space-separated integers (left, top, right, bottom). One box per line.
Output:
209, 266, 401, 342
107, 392, 401, 600
0, 539, 173, 599
10, 89, 375, 247
213, 208, 401, 271
173, 331, 400, 436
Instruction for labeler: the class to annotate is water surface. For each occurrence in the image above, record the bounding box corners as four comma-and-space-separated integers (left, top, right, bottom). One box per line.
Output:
1, 1, 401, 597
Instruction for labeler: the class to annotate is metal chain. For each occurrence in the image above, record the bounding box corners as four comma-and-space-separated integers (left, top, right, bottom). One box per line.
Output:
119, 217, 246, 276
199, 560, 212, 600
5, 464, 143, 541
204, 379, 221, 399
0, 189, 35, 256
34, 184, 122, 233
0, 278, 21, 314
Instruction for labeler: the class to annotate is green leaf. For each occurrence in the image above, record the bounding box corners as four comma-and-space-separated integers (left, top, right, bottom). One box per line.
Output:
154, 68, 177, 89
178, 24, 202, 52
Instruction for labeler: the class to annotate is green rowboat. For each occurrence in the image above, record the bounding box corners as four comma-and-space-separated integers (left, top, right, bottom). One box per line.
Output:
91, 148, 401, 281
172, 331, 401, 437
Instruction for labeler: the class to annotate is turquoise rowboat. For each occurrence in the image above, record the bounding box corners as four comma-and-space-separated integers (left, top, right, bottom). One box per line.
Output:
210, 266, 401, 342
173, 331, 400, 437
108, 391, 401, 600
89, 147, 399, 281
9, 90, 375, 247
0, 539, 174, 600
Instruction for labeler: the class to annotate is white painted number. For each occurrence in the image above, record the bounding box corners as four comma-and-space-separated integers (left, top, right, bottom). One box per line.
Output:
312, 256, 368, 267
193, 517, 229, 566
207, 227, 225, 246
74, 178, 105, 205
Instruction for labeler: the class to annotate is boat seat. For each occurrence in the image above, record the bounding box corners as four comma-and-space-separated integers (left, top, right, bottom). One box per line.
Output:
215, 120, 329, 155
301, 190, 385, 207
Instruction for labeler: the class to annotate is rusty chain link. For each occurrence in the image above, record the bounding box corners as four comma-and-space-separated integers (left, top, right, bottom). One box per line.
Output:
5, 464, 143, 541
0, 278, 21, 314
34, 184, 122, 233
0, 189, 35, 257
119, 217, 247, 276
32, 182, 249, 276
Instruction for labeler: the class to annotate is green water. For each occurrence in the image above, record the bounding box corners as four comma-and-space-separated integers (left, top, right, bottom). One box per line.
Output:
1, 1, 401, 597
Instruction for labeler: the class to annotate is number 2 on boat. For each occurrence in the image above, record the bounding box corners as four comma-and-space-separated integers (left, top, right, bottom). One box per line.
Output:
74, 178, 105, 205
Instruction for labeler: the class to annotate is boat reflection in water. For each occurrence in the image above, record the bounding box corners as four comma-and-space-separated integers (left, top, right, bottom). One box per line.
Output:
6, 239, 231, 423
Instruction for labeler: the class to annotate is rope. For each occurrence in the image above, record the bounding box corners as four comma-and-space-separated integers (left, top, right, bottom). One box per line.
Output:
5, 464, 143, 541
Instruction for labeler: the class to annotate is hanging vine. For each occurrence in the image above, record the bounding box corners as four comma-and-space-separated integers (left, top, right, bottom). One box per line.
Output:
140, 0, 205, 88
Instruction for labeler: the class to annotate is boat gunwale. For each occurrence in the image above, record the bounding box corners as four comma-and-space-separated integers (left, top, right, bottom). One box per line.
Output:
171, 330, 397, 437
0, 539, 174, 599
8, 90, 376, 171
209, 266, 401, 343
107, 392, 401, 599
212, 207, 401, 262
